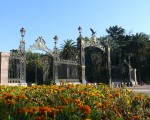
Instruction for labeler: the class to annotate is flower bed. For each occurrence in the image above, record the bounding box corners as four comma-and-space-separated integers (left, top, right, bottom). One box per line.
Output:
0, 83, 150, 120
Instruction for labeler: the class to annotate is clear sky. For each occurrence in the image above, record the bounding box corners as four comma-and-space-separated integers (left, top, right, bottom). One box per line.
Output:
0, 0, 150, 52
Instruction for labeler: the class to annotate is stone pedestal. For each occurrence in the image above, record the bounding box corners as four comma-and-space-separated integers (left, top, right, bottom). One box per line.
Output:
0, 52, 10, 85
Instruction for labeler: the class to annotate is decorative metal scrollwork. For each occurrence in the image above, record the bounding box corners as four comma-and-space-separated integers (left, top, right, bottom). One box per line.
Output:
28, 37, 53, 56
83, 36, 105, 52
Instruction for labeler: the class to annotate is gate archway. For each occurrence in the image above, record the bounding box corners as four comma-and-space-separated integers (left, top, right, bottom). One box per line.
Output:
77, 27, 111, 84
27, 37, 53, 57
26, 37, 53, 84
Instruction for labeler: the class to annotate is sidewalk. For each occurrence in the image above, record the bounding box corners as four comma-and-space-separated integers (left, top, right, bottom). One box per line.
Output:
127, 85, 150, 95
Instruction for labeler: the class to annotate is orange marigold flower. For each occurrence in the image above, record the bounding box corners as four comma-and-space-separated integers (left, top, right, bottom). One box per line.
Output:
35, 115, 46, 120
15, 95, 28, 101
75, 99, 83, 106
56, 106, 65, 110
80, 105, 91, 116
63, 99, 68, 105
39, 106, 51, 114
132, 115, 140, 119
19, 107, 28, 114
67, 97, 74, 102
59, 95, 64, 99
71, 108, 75, 112
94, 101, 102, 108
0, 96, 2, 100
5, 94, 13, 100
3, 99, 15, 105
29, 107, 39, 114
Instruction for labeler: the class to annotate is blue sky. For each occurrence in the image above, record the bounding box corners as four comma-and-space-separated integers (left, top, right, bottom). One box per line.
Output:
0, 0, 150, 52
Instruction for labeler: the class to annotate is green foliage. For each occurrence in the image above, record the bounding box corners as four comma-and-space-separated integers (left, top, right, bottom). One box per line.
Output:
106, 25, 150, 84
60, 39, 77, 60
26, 52, 53, 84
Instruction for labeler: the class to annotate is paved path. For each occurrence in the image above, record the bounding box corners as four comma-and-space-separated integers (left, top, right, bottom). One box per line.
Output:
127, 85, 150, 95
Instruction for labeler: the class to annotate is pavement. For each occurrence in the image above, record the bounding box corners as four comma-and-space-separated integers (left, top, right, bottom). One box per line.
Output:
127, 85, 150, 95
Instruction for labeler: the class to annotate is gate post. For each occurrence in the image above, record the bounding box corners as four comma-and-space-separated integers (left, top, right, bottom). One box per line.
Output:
0, 52, 10, 85
77, 27, 86, 84
20, 28, 26, 84
53, 36, 59, 84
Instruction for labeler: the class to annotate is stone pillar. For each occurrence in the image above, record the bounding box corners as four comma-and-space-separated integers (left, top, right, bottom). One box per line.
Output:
0, 52, 10, 85
134, 69, 138, 85
77, 33, 86, 84
53, 47, 59, 84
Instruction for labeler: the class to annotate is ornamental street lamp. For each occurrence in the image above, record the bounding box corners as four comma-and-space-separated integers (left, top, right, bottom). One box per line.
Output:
20, 27, 26, 39
54, 35, 58, 47
20, 27, 26, 51
19, 27, 26, 83
78, 26, 82, 34
53, 35, 59, 84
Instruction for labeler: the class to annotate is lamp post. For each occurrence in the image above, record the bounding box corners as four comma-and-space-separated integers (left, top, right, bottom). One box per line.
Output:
54, 35, 58, 48
20, 27, 26, 40
19, 27, 26, 83
53, 35, 59, 84
78, 26, 82, 34
20, 27, 26, 49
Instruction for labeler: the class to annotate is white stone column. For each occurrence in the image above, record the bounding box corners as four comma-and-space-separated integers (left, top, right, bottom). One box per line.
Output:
134, 69, 138, 85
0, 52, 10, 85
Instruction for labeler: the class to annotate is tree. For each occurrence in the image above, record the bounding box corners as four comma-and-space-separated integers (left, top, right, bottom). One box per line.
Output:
26, 52, 43, 84
127, 33, 150, 83
106, 25, 127, 67
60, 39, 77, 60
106, 25, 126, 48
26, 52, 53, 84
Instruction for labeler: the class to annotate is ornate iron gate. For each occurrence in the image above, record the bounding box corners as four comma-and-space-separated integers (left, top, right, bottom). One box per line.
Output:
27, 37, 54, 84
8, 28, 26, 83
53, 27, 111, 84
8, 27, 111, 85
76, 27, 111, 84
53, 36, 79, 83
